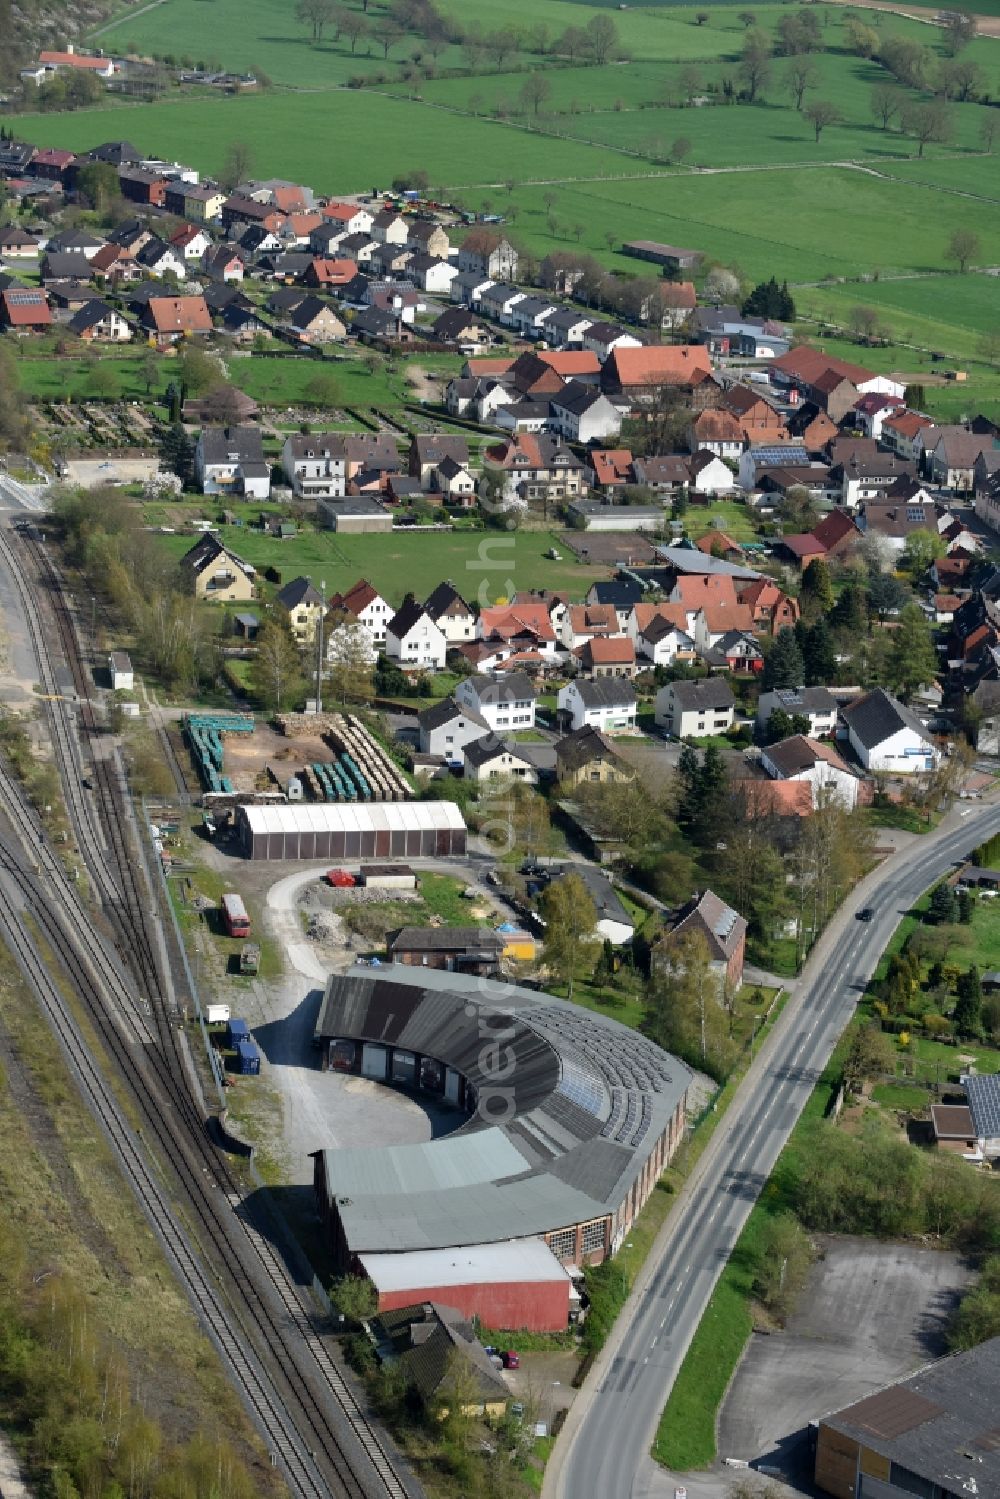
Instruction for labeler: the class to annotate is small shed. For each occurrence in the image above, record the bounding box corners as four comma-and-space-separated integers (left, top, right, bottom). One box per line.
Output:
109, 651, 134, 690
233, 611, 260, 641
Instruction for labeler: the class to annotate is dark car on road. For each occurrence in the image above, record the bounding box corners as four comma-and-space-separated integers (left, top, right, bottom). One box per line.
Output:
857, 907, 874, 922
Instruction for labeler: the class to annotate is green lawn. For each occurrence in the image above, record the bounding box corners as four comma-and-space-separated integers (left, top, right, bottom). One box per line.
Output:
155, 523, 611, 606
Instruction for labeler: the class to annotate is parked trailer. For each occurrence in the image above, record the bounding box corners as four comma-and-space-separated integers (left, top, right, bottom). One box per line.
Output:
240, 942, 260, 975
206, 1003, 231, 1025
234, 1039, 261, 1076
221, 892, 251, 938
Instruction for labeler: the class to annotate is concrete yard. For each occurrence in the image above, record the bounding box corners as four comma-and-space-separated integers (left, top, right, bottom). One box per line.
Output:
716, 1236, 975, 1485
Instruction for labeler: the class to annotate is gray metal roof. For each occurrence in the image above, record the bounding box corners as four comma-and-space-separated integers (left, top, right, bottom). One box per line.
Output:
314, 965, 690, 1252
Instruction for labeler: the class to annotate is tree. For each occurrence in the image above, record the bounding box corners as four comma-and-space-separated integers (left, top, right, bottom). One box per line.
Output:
938, 57, 982, 102
585, 14, 618, 63
220, 139, 255, 189
870, 82, 902, 130
648, 929, 733, 1074
958, 888, 974, 925
704, 266, 741, 304
340, 11, 368, 52
296, 0, 337, 41
140, 350, 160, 398
329, 1274, 377, 1324
176, 342, 219, 397
850, 304, 884, 345
738, 9, 757, 26
678, 63, 703, 102
845, 16, 879, 57
887, 602, 938, 701
86, 363, 119, 401
669, 136, 693, 164
75, 161, 120, 213
738, 30, 772, 102
742, 276, 795, 319
946, 226, 980, 273
303, 370, 342, 407
762, 627, 805, 690
696, 9, 710, 22
953, 966, 982, 1036
981, 114, 998, 153
326, 614, 374, 704
928, 881, 958, 925
903, 527, 945, 575
801, 618, 836, 686
843, 1024, 896, 1090
902, 100, 951, 157
159, 423, 194, 488
943, 8, 976, 54
484, 26, 517, 69
801, 557, 834, 616
249, 618, 306, 715
776, 10, 820, 55
519, 74, 551, 116
784, 55, 818, 110
541, 873, 597, 1000
804, 99, 841, 142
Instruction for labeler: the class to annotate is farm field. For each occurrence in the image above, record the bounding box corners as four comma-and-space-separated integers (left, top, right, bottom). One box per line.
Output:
151, 524, 610, 604
796, 275, 999, 357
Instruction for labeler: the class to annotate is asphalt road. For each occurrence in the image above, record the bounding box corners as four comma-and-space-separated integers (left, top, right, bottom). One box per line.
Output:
547, 800, 1000, 1499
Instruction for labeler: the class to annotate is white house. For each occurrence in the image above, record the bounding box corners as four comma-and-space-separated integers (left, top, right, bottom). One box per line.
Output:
455, 671, 536, 732
581, 323, 642, 361
281, 433, 346, 499
463, 734, 537, 784
417, 696, 490, 764
637, 614, 697, 666
654, 678, 735, 739
841, 687, 940, 773
509, 296, 558, 338
688, 452, 736, 496
549, 384, 622, 445
558, 678, 637, 733
194, 426, 270, 500
760, 734, 860, 810
425, 582, 476, 644
322, 201, 374, 236
756, 686, 839, 739
478, 285, 527, 325
385, 600, 447, 672
326, 578, 393, 652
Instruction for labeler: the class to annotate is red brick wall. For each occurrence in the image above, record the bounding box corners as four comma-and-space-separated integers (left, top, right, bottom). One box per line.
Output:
726, 934, 745, 991
376, 1277, 570, 1332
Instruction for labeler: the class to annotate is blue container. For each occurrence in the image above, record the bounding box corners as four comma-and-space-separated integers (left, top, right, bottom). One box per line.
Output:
227, 1017, 250, 1046
235, 1040, 260, 1076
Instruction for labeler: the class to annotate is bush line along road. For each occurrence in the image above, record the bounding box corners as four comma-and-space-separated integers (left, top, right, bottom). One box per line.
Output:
546, 796, 1000, 1499
0, 518, 420, 1499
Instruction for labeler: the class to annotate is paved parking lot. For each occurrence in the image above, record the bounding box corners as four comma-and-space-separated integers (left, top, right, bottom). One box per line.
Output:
716, 1235, 975, 1484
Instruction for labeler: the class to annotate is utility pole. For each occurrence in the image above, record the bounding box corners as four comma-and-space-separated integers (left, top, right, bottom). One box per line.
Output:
314, 578, 326, 714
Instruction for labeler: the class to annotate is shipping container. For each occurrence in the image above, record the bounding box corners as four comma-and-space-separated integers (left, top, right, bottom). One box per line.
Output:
221, 892, 251, 938
234, 1039, 260, 1076
227, 1016, 250, 1047
206, 1003, 231, 1025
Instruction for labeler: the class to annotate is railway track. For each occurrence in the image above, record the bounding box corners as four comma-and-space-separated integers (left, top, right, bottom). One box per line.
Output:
0, 522, 416, 1499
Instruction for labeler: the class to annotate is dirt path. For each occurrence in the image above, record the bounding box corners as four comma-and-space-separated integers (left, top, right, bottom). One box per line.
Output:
824, 0, 1000, 38
405, 364, 445, 403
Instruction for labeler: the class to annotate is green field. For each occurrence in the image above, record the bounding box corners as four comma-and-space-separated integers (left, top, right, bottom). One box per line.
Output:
154, 523, 609, 604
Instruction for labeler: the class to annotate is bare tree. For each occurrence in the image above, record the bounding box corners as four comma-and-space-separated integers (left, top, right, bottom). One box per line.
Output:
519, 74, 551, 115
902, 99, 951, 156
339, 10, 368, 53
220, 140, 255, 189
870, 81, 902, 130
738, 31, 772, 102
981, 114, 998, 152
295, 0, 337, 43
804, 99, 842, 141
586, 14, 618, 64
946, 226, 980, 273
784, 55, 818, 110
943, 8, 976, 54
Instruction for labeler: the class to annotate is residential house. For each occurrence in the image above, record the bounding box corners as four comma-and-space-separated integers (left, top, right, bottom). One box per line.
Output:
431, 456, 477, 504
770, 346, 904, 403
455, 672, 536, 733
40, 251, 93, 284
632, 604, 697, 667
344, 434, 402, 485
352, 306, 413, 345
560, 603, 621, 653
326, 579, 393, 653
541, 307, 594, 346
404, 254, 458, 296
586, 578, 645, 628
861, 497, 939, 554
477, 599, 558, 660
118, 167, 168, 208
509, 295, 558, 339
36, 48, 116, 78
969, 679, 1000, 756
424, 582, 476, 644
321, 201, 374, 236
164, 182, 225, 222
928, 429, 995, 492
276, 577, 326, 642
142, 294, 212, 341
68, 299, 132, 342
881, 408, 936, 461
709, 630, 763, 674
689, 452, 736, 496
549, 383, 622, 444
688, 408, 743, 461
194, 426, 270, 499
170, 223, 213, 261
386, 600, 447, 672
203, 245, 244, 283
478, 283, 527, 326
577, 636, 637, 679
409, 435, 469, 486
179, 532, 255, 602
738, 578, 800, 635
370, 209, 409, 245
417, 696, 490, 764
463, 734, 538, 784
652, 280, 698, 330
557, 678, 637, 733
456, 230, 519, 281
281, 434, 346, 499
134, 237, 187, 279
779, 508, 862, 568
483, 434, 587, 507
852, 391, 904, 440
601, 344, 714, 410
555, 724, 634, 788
29, 148, 76, 183
46, 228, 105, 258
841, 687, 940, 773
760, 733, 860, 810
654, 678, 735, 739
366, 1301, 509, 1417
450, 270, 494, 306
0, 286, 53, 332
221, 302, 266, 340
652, 889, 746, 993
432, 307, 489, 348
756, 685, 839, 739
305, 257, 358, 290
0, 228, 39, 257
290, 296, 346, 343
786, 401, 839, 454
582, 322, 643, 361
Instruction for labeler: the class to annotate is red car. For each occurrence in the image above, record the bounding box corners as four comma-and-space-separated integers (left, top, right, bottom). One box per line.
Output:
501, 1350, 520, 1369
324, 869, 356, 888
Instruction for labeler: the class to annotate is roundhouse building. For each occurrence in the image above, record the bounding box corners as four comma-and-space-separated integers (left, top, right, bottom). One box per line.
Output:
312, 966, 690, 1303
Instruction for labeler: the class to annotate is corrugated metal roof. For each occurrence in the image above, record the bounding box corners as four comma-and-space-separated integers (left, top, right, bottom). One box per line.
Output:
240, 801, 466, 835
324, 1128, 525, 1199
359, 1237, 572, 1292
